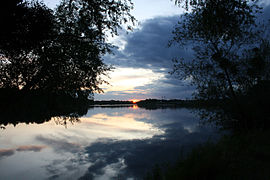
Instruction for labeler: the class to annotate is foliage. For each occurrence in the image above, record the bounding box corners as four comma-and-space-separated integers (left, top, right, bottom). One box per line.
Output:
173, 0, 259, 11
170, 0, 270, 130
0, 89, 90, 127
0, 0, 55, 91
0, 0, 135, 98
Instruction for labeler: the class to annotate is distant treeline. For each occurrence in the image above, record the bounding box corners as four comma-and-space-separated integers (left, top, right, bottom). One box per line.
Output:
136, 99, 218, 110
92, 99, 222, 109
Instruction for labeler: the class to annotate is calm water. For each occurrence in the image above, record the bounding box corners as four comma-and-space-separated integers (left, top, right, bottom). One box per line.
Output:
0, 105, 219, 180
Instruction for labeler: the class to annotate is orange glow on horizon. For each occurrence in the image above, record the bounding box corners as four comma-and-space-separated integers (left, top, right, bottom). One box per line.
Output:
129, 99, 141, 104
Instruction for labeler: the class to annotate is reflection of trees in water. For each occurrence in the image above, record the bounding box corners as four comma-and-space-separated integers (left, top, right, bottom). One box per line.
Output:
52, 116, 81, 128
0, 90, 90, 127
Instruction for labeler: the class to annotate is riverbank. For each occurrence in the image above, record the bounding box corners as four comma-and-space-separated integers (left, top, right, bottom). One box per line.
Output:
145, 131, 270, 180
136, 99, 215, 110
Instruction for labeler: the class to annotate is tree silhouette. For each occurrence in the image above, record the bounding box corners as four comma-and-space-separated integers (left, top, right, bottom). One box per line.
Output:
170, 0, 270, 130
0, 0, 135, 99
0, 88, 90, 127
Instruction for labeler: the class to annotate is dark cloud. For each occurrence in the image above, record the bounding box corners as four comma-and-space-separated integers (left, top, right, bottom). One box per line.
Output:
109, 4, 270, 71
262, 4, 270, 19
261, 2, 270, 19
133, 76, 195, 99
106, 16, 192, 72
98, 4, 270, 100
97, 15, 195, 100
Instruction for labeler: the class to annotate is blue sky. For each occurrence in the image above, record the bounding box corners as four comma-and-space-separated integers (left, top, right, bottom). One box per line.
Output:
43, 0, 270, 100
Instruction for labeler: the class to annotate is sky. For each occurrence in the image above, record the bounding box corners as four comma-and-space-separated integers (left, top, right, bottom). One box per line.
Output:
43, 0, 270, 100
96, 1, 194, 101
43, 0, 191, 100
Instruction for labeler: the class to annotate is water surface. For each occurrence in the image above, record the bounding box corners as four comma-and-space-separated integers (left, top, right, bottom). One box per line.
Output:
0, 105, 219, 180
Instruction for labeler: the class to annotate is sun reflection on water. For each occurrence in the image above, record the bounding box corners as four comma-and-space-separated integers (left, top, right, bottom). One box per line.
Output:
129, 105, 138, 109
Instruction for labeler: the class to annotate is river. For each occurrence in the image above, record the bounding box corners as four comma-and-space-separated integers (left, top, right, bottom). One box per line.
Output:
0, 105, 219, 180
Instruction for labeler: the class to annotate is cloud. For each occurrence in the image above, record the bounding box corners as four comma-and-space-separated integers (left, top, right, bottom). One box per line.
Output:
35, 135, 90, 180
96, 15, 195, 100
111, 3, 270, 72
133, 75, 195, 99
0, 149, 15, 158
98, 4, 270, 100
261, 3, 270, 22
0, 145, 47, 159
36, 135, 82, 154
16, 145, 46, 152
114, 2, 270, 74
96, 72, 194, 100
106, 16, 192, 72
261, 0, 270, 7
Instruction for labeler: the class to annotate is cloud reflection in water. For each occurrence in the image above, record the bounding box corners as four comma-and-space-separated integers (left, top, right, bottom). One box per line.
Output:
79, 108, 219, 180
0, 107, 219, 180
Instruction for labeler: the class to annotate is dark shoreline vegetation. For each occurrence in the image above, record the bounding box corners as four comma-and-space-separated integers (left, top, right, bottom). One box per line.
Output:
136, 99, 216, 109
1, 0, 270, 179
0, 89, 90, 127
145, 132, 270, 180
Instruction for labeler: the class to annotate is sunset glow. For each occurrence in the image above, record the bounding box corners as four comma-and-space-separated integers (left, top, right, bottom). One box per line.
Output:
132, 105, 139, 109
130, 99, 141, 104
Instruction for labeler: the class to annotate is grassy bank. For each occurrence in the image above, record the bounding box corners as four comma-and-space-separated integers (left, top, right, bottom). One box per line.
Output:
145, 131, 270, 180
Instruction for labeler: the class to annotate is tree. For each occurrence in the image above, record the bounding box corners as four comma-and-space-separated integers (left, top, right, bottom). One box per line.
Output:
0, 0, 135, 99
0, 0, 56, 90
170, 0, 270, 130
